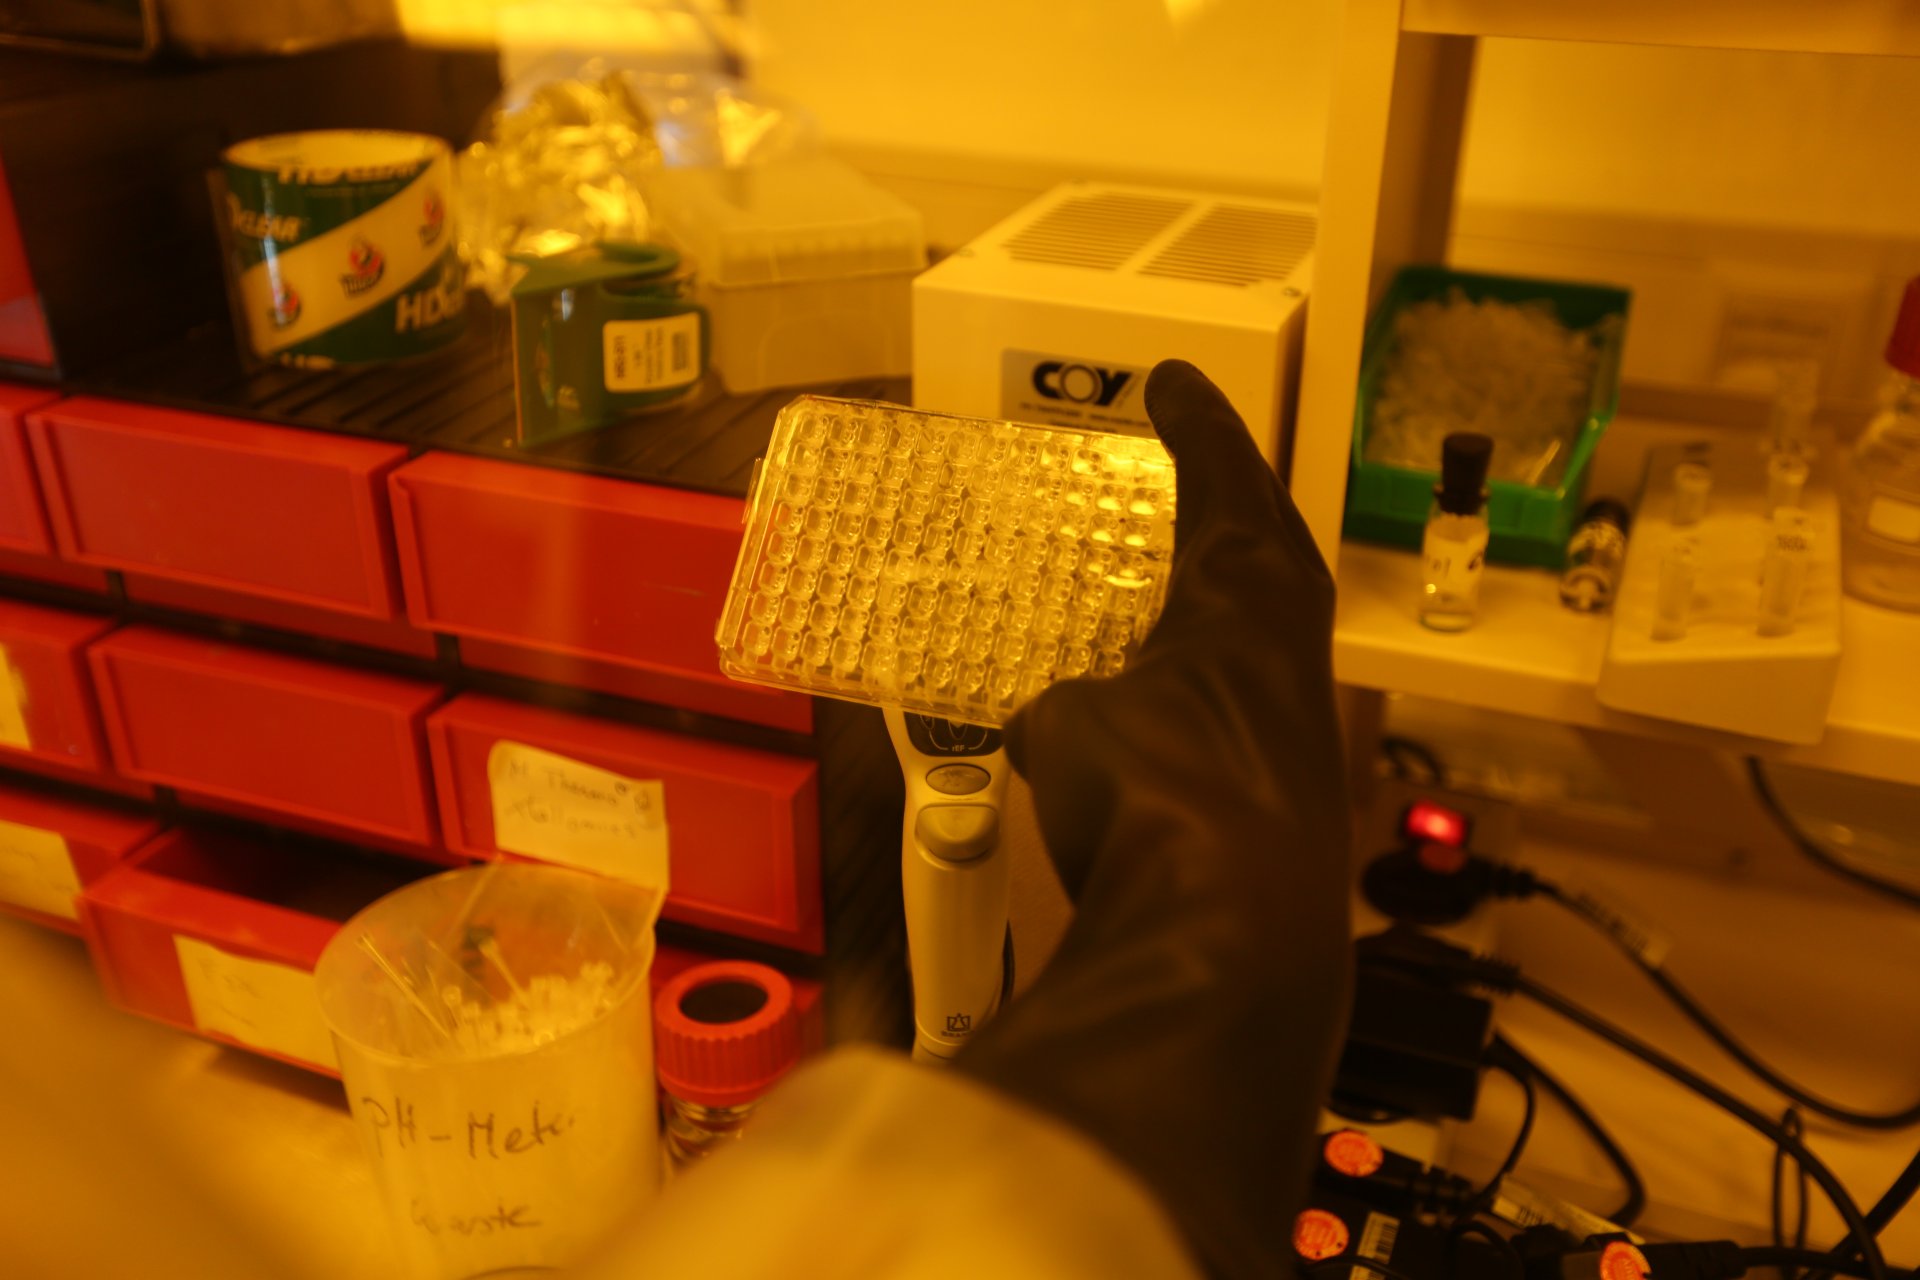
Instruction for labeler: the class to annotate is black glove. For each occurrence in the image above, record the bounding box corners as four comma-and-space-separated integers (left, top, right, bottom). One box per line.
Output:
957, 360, 1353, 1280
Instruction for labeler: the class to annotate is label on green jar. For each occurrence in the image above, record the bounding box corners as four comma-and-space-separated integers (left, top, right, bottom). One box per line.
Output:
603, 313, 703, 393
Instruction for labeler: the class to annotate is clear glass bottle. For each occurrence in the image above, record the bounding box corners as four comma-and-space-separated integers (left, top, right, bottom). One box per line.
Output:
1559, 498, 1630, 613
1842, 277, 1920, 612
664, 1097, 759, 1167
1420, 432, 1493, 632
653, 961, 800, 1174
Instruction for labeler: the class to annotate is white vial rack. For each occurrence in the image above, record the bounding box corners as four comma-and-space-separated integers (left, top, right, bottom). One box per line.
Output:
1596, 441, 1842, 744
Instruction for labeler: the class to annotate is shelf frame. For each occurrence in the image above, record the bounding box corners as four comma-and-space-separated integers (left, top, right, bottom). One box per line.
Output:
1300, 0, 1920, 786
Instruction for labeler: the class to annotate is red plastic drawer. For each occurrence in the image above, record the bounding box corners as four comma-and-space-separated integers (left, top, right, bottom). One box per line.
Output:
427, 693, 822, 952
0, 779, 158, 932
123, 574, 440, 659
0, 159, 52, 368
389, 453, 810, 732
0, 597, 115, 779
80, 827, 820, 1076
27, 397, 409, 620
0, 548, 112, 593
78, 828, 440, 1074
89, 626, 445, 847
0, 383, 58, 553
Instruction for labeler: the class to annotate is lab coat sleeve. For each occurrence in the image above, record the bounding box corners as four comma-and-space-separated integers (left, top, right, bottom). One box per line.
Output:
573, 1045, 1206, 1280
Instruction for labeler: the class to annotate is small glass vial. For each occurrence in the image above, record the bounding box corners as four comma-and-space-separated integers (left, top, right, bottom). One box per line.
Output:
1767, 359, 1819, 459
1559, 498, 1631, 613
1420, 432, 1493, 632
654, 961, 801, 1172
1842, 276, 1920, 612
1671, 462, 1712, 526
1767, 452, 1809, 514
1758, 520, 1813, 637
1652, 537, 1697, 642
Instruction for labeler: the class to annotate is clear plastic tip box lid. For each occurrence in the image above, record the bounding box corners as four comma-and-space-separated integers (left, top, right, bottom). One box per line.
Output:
717, 397, 1178, 726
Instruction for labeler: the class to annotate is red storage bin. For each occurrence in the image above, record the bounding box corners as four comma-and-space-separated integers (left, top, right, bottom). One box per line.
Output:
0, 548, 112, 593
0, 778, 158, 932
0, 382, 58, 553
0, 160, 52, 369
122, 574, 440, 659
89, 626, 445, 848
388, 453, 810, 733
26, 397, 409, 620
79, 826, 822, 1076
427, 693, 823, 952
0, 596, 116, 780
78, 827, 440, 1074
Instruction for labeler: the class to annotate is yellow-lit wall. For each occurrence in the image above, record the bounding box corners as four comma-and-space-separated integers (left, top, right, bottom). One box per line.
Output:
748, 0, 1920, 239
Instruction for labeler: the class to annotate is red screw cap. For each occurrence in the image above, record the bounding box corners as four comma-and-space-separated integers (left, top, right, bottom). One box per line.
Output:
654, 961, 800, 1109
1886, 276, 1920, 380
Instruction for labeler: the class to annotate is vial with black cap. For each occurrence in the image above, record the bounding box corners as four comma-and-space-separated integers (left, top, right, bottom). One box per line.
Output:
1421, 432, 1493, 632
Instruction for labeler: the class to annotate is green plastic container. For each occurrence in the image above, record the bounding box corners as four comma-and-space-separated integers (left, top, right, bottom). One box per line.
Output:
1343, 266, 1630, 568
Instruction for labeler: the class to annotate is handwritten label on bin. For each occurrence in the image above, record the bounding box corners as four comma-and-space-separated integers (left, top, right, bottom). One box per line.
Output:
0, 644, 29, 750
486, 742, 670, 891
0, 819, 78, 919
174, 935, 338, 1070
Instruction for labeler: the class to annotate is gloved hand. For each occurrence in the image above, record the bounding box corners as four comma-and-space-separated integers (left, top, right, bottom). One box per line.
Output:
957, 360, 1353, 1280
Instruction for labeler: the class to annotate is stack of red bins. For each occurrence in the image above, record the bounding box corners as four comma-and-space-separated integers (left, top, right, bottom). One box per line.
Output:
0, 384, 838, 1076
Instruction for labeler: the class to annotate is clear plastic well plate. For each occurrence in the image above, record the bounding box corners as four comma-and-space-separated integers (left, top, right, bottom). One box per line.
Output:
716, 396, 1177, 726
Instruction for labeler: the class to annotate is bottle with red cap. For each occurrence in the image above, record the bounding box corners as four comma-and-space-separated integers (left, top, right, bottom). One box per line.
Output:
1842, 275, 1920, 611
653, 960, 802, 1170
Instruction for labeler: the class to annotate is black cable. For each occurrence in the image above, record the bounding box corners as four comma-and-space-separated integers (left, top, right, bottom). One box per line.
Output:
1496, 1033, 1645, 1227
1538, 879, 1920, 1131
1463, 1048, 1536, 1218
1814, 1150, 1920, 1280
1772, 1109, 1809, 1280
1748, 757, 1920, 910
1304, 1258, 1421, 1280
1451, 1219, 1523, 1280
1742, 1247, 1913, 1280
1510, 974, 1888, 1280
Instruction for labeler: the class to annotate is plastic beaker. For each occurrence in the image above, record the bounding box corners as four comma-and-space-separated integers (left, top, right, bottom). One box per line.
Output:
315, 861, 663, 1279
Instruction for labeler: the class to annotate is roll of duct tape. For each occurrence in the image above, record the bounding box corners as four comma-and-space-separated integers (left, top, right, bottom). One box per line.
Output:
223, 130, 466, 367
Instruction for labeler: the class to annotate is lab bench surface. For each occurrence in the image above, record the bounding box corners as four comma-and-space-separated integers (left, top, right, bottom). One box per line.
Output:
11, 821, 1920, 1275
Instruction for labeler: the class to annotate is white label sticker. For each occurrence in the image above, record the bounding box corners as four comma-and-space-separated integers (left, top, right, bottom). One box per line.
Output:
1867, 495, 1920, 545
0, 644, 29, 749
174, 935, 338, 1070
603, 312, 702, 393
1357, 1212, 1400, 1264
487, 742, 671, 891
1422, 528, 1489, 593
0, 819, 79, 919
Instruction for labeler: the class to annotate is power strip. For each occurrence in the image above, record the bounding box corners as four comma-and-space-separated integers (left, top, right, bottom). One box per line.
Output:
1596, 440, 1841, 743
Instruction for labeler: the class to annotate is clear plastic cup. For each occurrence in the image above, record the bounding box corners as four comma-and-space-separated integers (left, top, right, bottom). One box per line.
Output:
315, 862, 663, 1279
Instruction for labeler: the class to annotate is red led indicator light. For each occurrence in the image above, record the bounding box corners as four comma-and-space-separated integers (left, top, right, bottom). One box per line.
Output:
1600, 1242, 1651, 1280
1403, 799, 1469, 848
1323, 1129, 1386, 1178
1293, 1209, 1351, 1261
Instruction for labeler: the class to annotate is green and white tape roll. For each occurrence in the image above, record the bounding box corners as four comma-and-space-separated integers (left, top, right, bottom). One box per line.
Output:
224, 130, 466, 367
